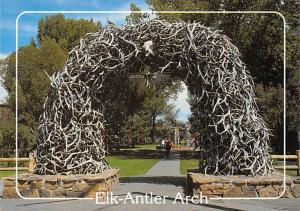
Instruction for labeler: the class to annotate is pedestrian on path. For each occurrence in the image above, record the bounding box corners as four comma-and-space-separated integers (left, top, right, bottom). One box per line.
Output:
165, 138, 174, 158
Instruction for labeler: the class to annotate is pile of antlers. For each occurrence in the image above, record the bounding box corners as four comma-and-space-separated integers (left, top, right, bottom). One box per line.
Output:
34, 19, 272, 176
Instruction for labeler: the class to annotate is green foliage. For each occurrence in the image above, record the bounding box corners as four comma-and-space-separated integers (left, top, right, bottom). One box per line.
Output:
0, 171, 27, 178
1, 15, 102, 156
124, 112, 151, 141
3, 40, 67, 128
283, 1, 300, 134
105, 155, 160, 177
0, 40, 66, 156
0, 120, 15, 157
146, 0, 213, 22
255, 84, 284, 153
180, 159, 199, 175
0, 120, 35, 157
123, 78, 181, 143
125, 3, 143, 24
38, 14, 101, 51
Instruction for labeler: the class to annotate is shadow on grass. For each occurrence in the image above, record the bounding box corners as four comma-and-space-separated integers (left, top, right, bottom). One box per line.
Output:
109, 149, 203, 160
179, 150, 201, 159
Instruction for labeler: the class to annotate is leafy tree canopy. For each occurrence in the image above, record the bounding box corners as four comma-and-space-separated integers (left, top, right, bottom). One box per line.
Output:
38, 14, 101, 51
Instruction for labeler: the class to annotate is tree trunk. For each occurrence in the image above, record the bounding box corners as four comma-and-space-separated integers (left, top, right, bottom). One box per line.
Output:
298, 129, 300, 150
151, 112, 156, 143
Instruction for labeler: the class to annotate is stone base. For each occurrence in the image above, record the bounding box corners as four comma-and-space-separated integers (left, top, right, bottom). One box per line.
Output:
2, 169, 119, 199
186, 171, 300, 198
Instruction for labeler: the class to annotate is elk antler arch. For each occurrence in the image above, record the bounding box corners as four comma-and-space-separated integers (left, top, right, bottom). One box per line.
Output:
34, 20, 272, 176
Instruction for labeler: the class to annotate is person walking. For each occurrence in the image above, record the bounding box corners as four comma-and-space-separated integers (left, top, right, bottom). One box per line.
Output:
165, 139, 172, 158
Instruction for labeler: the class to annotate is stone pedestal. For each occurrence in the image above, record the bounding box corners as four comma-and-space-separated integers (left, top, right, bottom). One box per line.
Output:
186, 171, 300, 198
3, 169, 119, 199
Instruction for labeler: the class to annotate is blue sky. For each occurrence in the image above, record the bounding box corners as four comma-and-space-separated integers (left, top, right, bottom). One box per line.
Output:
0, 0, 191, 121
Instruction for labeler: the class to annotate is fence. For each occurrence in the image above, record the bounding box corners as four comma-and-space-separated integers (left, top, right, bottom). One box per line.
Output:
0, 150, 299, 176
0, 153, 35, 173
271, 150, 300, 176
172, 145, 193, 151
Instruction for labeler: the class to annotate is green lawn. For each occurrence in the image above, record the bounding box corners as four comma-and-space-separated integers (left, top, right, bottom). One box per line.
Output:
180, 159, 199, 175
278, 170, 298, 177
0, 155, 159, 178
0, 170, 27, 178
105, 155, 159, 177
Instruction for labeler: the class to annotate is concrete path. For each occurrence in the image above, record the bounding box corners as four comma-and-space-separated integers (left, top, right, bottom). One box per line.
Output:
145, 152, 180, 176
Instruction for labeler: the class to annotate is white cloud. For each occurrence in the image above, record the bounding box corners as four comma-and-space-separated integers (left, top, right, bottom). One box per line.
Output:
0, 20, 15, 31
0, 19, 37, 33
0, 53, 10, 59
0, 85, 8, 103
19, 23, 37, 33
115, 1, 150, 11
169, 83, 191, 122
0, 52, 10, 101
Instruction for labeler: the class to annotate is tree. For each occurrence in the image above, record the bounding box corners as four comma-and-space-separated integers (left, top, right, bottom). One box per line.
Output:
124, 112, 151, 145
122, 77, 182, 144
38, 14, 101, 52
125, 3, 144, 24
1, 15, 102, 156
255, 84, 284, 153
3, 40, 67, 127
0, 40, 67, 155
282, 1, 300, 151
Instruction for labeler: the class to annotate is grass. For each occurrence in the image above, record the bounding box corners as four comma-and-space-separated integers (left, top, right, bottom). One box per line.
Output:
0, 150, 161, 179
278, 170, 298, 177
180, 159, 199, 175
0, 170, 27, 178
0, 155, 159, 179
105, 155, 159, 177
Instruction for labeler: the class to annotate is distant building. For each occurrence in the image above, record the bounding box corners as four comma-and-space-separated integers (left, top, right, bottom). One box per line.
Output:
173, 122, 191, 145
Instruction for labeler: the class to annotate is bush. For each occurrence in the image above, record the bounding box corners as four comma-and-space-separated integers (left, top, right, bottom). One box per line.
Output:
0, 121, 35, 157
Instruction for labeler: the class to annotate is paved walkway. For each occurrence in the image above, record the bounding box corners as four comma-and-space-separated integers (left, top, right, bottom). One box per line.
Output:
145, 152, 181, 176
1, 185, 300, 211
1, 151, 300, 210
